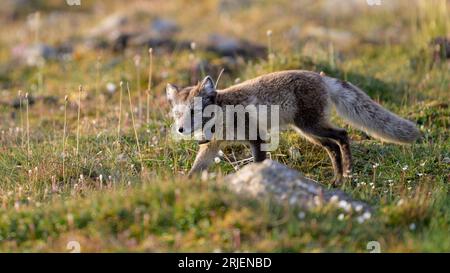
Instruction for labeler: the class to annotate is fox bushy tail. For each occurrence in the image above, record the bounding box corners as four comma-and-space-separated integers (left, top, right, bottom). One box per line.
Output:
323, 76, 420, 144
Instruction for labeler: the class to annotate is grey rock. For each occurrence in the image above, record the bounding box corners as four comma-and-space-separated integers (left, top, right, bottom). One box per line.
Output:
88, 13, 128, 38
206, 34, 266, 59
151, 18, 180, 38
12, 43, 72, 66
224, 160, 371, 213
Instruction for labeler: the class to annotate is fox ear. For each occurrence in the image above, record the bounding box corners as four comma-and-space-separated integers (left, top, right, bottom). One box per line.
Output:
166, 83, 178, 104
200, 76, 216, 96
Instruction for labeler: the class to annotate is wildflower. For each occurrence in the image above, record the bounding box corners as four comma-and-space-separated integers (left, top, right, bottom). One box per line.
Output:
338, 200, 352, 212
338, 213, 345, 221
402, 165, 408, 171
214, 157, 221, 164
409, 223, 416, 231
106, 82, 116, 94
362, 212, 371, 220
355, 204, 363, 212
298, 211, 306, 220
372, 163, 379, 169
330, 195, 339, 203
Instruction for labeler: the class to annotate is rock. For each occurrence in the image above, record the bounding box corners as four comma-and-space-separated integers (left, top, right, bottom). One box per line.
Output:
12, 43, 73, 66
303, 26, 357, 48
87, 16, 182, 53
206, 34, 266, 59
225, 160, 371, 212
12, 94, 35, 109
151, 18, 180, 38
88, 13, 128, 38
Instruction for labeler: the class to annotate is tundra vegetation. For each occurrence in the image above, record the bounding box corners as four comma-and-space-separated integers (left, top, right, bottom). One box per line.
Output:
0, 0, 448, 252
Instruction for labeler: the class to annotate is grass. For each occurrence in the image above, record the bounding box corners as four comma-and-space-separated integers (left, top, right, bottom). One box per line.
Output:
0, 0, 448, 252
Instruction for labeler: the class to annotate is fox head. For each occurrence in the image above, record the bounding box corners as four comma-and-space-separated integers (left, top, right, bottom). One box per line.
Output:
166, 76, 217, 136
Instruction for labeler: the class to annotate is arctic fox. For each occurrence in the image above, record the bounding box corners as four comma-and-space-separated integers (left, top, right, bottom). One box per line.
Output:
166, 70, 420, 185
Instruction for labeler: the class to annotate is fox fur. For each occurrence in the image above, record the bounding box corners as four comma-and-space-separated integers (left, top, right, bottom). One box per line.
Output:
166, 70, 420, 185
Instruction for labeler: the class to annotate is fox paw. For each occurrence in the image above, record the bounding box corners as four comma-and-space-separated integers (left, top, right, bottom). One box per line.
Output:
331, 177, 344, 187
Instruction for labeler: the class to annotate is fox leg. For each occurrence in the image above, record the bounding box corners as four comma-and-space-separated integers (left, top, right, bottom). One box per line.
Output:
305, 125, 352, 181
306, 136, 344, 185
188, 142, 220, 177
249, 139, 267, 162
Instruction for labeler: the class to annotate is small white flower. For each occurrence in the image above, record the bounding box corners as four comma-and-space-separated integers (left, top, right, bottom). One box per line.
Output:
330, 195, 339, 203
402, 165, 408, 171
372, 163, 379, 169
190, 42, 197, 50
356, 216, 365, 224
338, 213, 345, 221
218, 150, 224, 157
338, 200, 352, 212
298, 211, 306, 220
214, 157, 221, 164
338, 200, 348, 209
409, 223, 416, 231
106, 82, 116, 93
362, 212, 371, 220
355, 204, 363, 212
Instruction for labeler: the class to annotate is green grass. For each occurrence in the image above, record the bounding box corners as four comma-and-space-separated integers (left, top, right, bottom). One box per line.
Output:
0, 0, 448, 252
